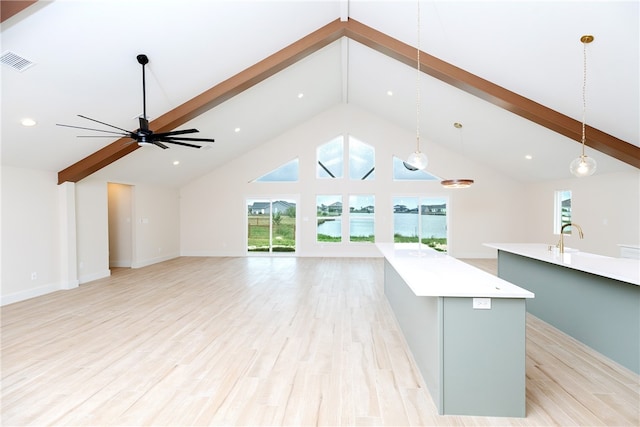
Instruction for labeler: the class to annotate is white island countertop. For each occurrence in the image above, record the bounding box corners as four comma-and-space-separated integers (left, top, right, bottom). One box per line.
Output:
376, 243, 534, 298
485, 243, 640, 286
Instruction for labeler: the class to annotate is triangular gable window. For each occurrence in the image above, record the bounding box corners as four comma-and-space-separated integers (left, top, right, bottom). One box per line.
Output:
317, 136, 344, 179
253, 158, 299, 182
392, 156, 439, 181
349, 136, 375, 181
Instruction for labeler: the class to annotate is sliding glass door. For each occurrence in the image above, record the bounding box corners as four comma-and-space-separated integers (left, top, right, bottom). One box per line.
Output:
247, 198, 297, 253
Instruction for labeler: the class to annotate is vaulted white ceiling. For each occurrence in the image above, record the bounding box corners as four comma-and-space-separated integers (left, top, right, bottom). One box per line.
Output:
2, 1, 638, 187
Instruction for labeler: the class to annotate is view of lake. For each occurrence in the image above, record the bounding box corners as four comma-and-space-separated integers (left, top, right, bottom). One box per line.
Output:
317, 213, 447, 238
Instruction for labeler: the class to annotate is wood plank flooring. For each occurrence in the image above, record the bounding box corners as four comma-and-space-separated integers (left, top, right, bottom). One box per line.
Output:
1, 257, 638, 426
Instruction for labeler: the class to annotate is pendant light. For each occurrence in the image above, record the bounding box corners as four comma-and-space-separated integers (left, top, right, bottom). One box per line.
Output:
406, 0, 428, 170
441, 122, 474, 188
441, 179, 474, 189
569, 35, 597, 177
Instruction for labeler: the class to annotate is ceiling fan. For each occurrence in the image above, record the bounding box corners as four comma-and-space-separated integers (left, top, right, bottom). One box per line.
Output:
56, 54, 215, 149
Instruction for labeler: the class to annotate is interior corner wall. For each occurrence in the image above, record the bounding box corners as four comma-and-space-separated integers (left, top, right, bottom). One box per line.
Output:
1, 166, 61, 304
522, 171, 640, 257
180, 104, 529, 258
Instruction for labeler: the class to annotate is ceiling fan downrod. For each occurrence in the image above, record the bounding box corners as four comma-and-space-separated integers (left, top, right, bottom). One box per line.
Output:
136, 54, 149, 126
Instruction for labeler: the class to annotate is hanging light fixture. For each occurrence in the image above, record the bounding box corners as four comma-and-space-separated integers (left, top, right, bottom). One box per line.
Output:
441, 122, 474, 188
569, 34, 597, 177
441, 179, 474, 189
406, 0, 428, 170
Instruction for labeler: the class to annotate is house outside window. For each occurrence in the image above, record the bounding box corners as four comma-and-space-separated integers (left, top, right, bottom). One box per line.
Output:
317, 195, 343, 242
393, 196, 448, 252
247, 198, 297, 253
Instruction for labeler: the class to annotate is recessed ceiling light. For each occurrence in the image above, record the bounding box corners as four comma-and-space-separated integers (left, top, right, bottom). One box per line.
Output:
297, 93, 304, 99
234, 127, 241, 133
173, 160, 180, 166
21, 118, 36, 126
387, 90, 393, 96
525, 154, 533, 160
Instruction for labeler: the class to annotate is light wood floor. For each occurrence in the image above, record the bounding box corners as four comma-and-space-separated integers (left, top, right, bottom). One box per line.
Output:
1, 257, 638, 426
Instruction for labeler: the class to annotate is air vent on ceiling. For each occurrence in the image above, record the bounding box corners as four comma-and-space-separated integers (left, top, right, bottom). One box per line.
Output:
1, 51, 35, 72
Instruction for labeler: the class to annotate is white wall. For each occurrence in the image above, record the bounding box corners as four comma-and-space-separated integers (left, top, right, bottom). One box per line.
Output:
522, 171, 640, 257
75, 178, 110, 283
180, 104, 529, 258
1, 166, 61, 304
132, 183, 180, 267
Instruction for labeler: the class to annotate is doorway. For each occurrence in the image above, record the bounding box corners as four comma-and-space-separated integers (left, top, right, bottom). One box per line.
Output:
107, 183, 133, 267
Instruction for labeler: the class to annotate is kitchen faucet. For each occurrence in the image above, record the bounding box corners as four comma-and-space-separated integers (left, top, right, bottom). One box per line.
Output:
559, 222, 584, 253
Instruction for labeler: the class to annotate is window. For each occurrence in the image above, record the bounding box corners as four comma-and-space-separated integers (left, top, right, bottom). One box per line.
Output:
316, 195, 342, 242
393, 196, 448, 252
317, 135, 376, 180
253, 159, 299, 182
349, 137, 375, 180
247, 198, 297, 252
349, 195, 375, 242
554, 190, 572, 234
316, 136, 377, 244
317, 137, 343, 179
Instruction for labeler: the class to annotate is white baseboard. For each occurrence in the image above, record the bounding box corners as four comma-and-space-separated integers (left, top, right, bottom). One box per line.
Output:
180, 250, 244, 257
79, 269, 111, 285
60, 279, 80, 290
109, 260, 132, 268
131, 253, 179, 268
1, 282, 62, 306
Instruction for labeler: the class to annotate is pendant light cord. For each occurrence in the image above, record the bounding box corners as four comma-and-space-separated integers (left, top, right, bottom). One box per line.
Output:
415, 0, 421, 152
416, 0, 420, 153
581, 39, 588, 157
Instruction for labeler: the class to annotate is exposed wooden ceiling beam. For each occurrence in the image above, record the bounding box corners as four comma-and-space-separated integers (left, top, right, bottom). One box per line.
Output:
58, 19, 346, 184
58, 18, 639, 184
1, 0, 38, 23
343, 19, 640, 169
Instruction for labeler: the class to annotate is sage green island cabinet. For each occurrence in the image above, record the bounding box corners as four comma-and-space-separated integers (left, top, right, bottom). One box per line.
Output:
486, 243, 640, 374
377, 243, 534, 417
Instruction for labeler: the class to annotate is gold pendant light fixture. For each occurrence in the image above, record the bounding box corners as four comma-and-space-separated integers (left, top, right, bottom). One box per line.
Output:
406, 0, 428, 170
441, 122, 474, 188
569, 34, 597, 177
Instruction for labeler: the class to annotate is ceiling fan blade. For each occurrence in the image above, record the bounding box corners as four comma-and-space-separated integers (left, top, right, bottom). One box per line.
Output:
139, 117, 149, 131
56, 123, 129, 136
153, 129, 199, 138
153, 141, 169, 149
160, 136, 216, 143
76, 135, 128, 138
77, 115, 133, 133
157, 138, 202, 149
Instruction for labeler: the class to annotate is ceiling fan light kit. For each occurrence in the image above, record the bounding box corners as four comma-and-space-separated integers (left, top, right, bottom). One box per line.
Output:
570, 34, 597, 177
56, 54, 215, 150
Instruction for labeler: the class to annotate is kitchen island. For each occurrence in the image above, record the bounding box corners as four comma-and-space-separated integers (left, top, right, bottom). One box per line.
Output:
377, 243, 534, 417
486, 243, 640, 374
